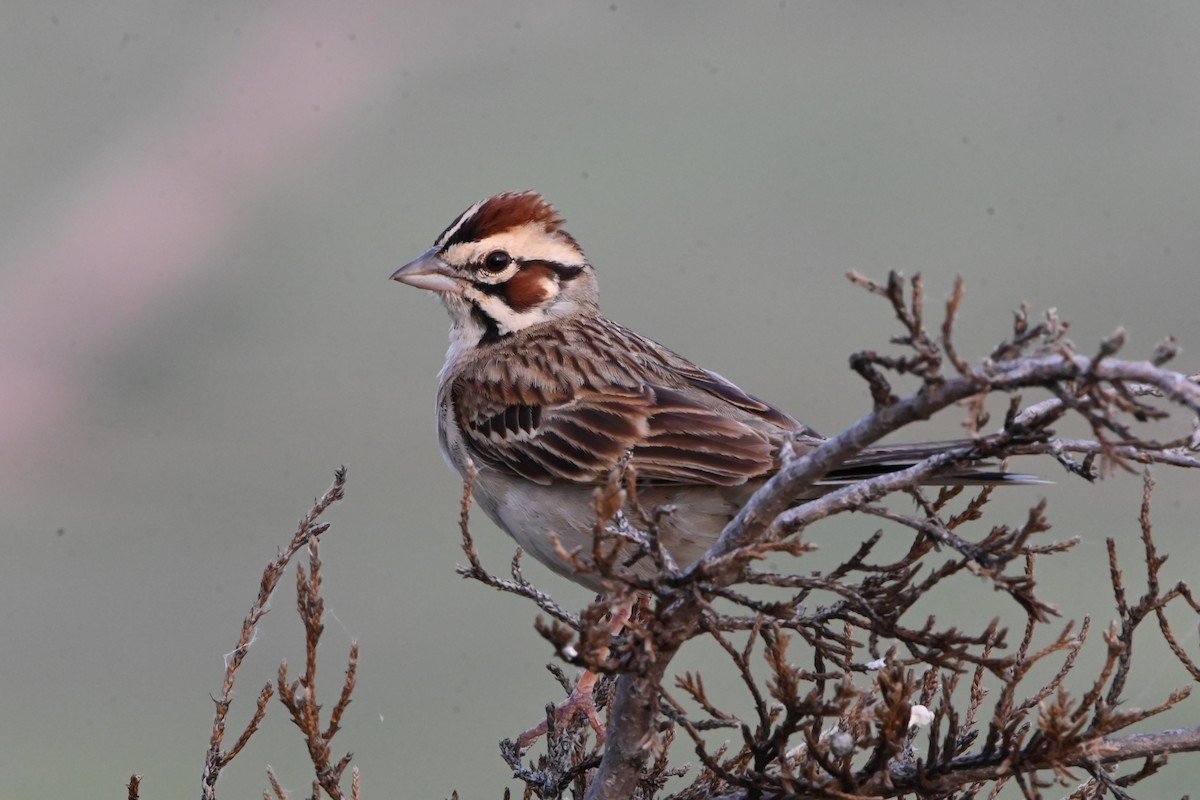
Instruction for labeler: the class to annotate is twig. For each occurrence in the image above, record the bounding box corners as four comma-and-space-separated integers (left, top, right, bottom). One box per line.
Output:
276, 533, 358, 800
200, 468, 346, 800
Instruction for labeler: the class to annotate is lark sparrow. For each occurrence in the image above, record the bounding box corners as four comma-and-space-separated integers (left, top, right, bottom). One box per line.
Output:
393, 191, 1023, 590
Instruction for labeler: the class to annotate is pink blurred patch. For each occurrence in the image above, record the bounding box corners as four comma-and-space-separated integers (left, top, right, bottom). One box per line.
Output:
0, 3, 400, 477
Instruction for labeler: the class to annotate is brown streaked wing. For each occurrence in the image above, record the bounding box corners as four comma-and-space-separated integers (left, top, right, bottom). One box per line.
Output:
604, 320, 810, 434
676, 369, 810, 433
454, 374, 782, 486
633, 385, 780, 485
451, 316, 800, 486
454, 378, 655, 485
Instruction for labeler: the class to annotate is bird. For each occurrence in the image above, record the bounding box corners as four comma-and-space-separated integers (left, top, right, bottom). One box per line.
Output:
393, 190, 1032, 586
391, 190, 1035, 744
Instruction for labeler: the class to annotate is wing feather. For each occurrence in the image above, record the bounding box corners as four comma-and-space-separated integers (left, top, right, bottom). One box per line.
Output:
450, 318, 803, 486
454, 380, 788, 486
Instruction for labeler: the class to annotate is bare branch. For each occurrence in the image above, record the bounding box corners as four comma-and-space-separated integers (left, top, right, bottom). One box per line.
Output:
200, 467, 346, 800
580, 274, 1200, 799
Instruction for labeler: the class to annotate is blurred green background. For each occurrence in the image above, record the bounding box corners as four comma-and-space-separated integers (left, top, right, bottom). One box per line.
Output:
3, 2, 1198, 797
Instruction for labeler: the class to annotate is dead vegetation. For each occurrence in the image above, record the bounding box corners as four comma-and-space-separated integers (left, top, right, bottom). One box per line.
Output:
474, 272, 1200, 799
130, 273, 1200, 799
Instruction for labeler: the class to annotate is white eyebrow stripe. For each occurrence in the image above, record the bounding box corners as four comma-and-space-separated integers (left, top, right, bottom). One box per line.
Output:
441, 223, 586, 268
434, 199, 485, 248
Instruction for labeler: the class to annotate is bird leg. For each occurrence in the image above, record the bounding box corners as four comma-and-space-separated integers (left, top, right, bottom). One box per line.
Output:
515, 595, 635, 749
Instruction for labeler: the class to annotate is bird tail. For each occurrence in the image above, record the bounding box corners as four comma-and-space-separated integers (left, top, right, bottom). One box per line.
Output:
818, 439, 1049, 486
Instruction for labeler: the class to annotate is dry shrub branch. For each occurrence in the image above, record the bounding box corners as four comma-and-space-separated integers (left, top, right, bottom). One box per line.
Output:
456, 273, 1200, 799
129, 467, 360, 800
130, 273, 1200, 800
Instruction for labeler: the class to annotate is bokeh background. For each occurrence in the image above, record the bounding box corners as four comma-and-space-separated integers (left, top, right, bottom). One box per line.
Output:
3, 2, 1198, 797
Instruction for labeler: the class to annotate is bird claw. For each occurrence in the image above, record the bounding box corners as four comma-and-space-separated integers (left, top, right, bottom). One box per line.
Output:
514, 598, 632, 750
515, 672, 605, 750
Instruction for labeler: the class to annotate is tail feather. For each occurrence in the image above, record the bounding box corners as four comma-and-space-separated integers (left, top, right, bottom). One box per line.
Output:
817, 439, 1048, 487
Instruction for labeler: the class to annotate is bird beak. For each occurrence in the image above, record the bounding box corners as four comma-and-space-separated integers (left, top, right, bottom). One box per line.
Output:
390, 248, 462, 294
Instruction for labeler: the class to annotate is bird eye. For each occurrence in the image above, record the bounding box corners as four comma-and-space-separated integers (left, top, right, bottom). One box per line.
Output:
482, 250, 512, 272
